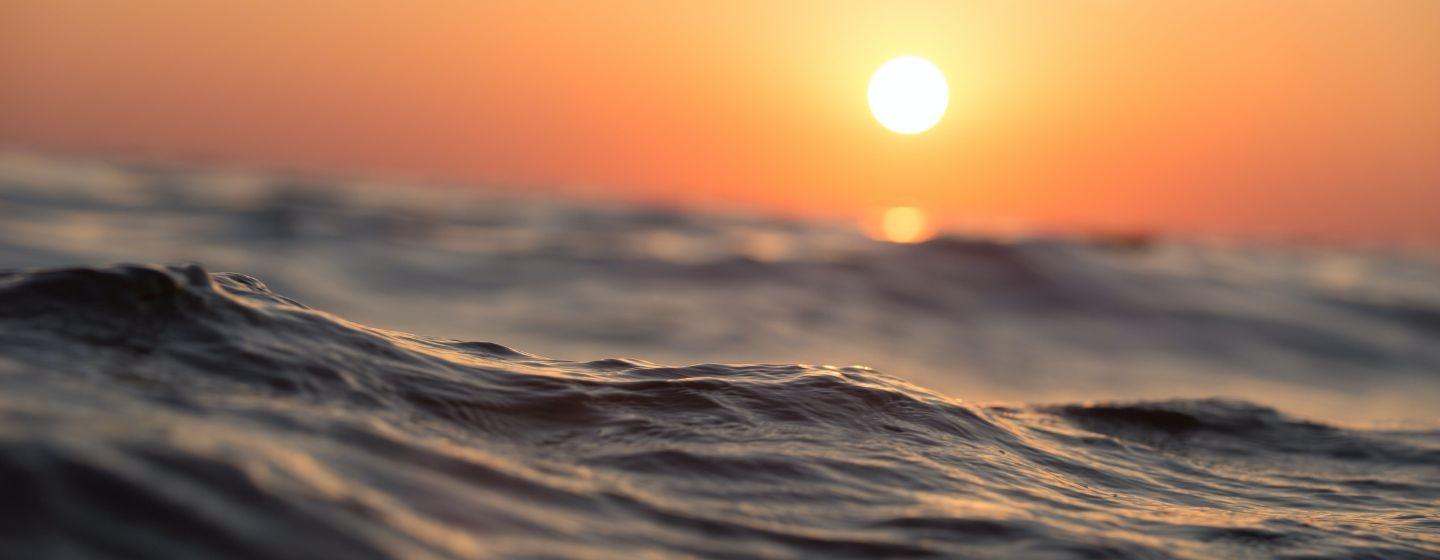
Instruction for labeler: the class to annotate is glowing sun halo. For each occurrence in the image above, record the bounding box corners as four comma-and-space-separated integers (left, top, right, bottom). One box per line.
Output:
868, 56, 949, 134
866, 206, 936, 244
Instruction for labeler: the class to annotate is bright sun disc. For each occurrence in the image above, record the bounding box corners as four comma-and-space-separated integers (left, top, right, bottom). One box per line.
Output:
868, 56, 948, 134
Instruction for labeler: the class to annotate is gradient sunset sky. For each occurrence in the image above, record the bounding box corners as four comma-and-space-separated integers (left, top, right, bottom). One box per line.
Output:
3, 1, 1438, 245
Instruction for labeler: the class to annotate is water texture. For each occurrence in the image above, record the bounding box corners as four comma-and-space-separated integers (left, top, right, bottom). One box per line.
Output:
3, 154, 1440, 425
0, 264, 1436, 559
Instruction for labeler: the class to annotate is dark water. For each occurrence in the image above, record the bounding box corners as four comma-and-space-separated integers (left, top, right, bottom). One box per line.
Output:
2, 264, 1437, 559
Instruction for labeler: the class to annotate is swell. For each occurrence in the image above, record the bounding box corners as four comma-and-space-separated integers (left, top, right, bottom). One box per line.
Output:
0, 264, 1436, 559
7, 157, 1440, 430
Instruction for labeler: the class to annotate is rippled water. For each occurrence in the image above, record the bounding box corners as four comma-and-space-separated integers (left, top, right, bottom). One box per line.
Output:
2, 154, 1440, 558
3, 153, 1440, 425
1, 264, 1437, 558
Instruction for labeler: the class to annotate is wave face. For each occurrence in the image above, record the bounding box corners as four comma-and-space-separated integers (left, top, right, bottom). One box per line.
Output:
1, 264, 1436, 559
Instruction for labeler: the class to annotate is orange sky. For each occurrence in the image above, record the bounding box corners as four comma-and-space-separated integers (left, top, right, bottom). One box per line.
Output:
3, 1, 1438, 245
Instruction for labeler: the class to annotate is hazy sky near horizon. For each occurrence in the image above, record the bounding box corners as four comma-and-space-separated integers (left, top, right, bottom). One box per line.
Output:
3, 1, 1438, 244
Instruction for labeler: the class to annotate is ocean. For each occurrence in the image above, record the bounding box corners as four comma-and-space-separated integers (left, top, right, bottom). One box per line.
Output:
1, 153, 1437, 558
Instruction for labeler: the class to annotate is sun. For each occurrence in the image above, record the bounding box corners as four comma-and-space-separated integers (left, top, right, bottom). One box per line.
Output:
868, 56, 949, 135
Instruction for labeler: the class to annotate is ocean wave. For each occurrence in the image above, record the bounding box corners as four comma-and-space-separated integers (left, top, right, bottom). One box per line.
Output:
1, 264, 1436, 558
5, 154, 1440, 425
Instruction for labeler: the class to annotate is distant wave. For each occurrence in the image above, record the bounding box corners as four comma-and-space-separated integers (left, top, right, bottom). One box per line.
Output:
1, 264, 1436, 558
